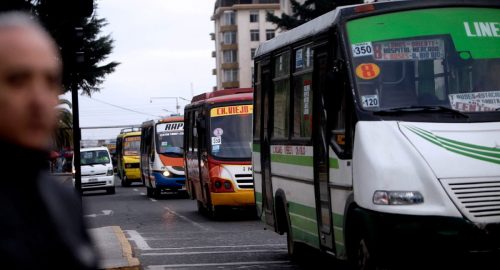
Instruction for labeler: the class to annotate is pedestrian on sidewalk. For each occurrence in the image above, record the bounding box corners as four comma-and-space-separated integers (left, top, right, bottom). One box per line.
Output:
0, 12, 98, 270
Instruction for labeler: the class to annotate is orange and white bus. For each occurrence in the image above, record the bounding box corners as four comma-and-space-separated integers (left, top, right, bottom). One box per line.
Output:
184, 88, 254, 217
140, 116, 185, 198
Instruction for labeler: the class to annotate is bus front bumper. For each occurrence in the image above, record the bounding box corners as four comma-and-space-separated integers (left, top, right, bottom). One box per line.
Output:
355, 207, 500, 262
152, 172, 185, 190
211, 190, 255, 207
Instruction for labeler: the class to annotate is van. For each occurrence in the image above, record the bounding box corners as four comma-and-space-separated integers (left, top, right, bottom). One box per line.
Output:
73, 147, 115, 194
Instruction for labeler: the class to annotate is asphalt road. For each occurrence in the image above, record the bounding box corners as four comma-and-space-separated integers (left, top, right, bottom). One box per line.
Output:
82, 176, 338, 270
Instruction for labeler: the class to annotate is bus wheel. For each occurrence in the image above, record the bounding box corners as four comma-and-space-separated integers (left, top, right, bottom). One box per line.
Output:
121, 175, 130, 187
348, 225, 378, 270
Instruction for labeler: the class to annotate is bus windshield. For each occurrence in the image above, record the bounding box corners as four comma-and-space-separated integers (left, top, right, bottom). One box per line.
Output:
123, 136, 140, 156
346, 7, 500, 114
156, 122, 184, 157
209, 105, 253, 159
81, 150, 110, 166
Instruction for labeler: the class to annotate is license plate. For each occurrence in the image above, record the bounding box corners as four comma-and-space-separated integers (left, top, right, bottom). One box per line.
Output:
88, 178, 98, 182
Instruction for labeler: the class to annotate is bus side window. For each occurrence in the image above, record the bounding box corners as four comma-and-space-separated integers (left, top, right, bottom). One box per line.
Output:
193, 110, 199, 151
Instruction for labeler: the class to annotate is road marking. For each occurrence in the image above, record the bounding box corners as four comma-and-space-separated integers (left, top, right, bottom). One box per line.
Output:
164, 207, 209, 231
140, 192, 146, 195
84, 210, 113, 218
142, 249, 287, 256
150, 198, 157, 202
146, 260, 290, 269
136, 243, 285, 251
125, 230, 152, 250
133, 188, 139, 192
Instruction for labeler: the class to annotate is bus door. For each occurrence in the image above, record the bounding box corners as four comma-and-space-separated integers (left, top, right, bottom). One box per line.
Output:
313, 45, 335, 251
144, 125, 154, 186
196, 109, 210, 206
260, 60, 275, 227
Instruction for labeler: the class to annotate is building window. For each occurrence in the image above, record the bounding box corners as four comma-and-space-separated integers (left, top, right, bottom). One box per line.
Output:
223, 69, 238, 83
250, 11, 259, 23
223, 31, 237, 44
266, 29, 275, 40
222, 11, 235, 25
250, 29, 260, 41
223, 50, 237, 63
251, 48, 256, 59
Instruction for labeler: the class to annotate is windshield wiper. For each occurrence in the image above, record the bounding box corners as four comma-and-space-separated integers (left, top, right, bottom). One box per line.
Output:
374, 105, 469, 118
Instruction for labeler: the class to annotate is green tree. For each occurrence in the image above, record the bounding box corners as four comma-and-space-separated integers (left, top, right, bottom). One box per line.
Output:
267, 0, 363, 31
54, 98, 73, 150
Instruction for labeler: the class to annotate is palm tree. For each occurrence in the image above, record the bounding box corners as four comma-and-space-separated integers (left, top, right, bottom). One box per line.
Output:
54, 98, 73, 150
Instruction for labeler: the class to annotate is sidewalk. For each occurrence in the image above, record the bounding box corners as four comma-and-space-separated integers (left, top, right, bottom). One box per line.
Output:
89, 226, 141, 270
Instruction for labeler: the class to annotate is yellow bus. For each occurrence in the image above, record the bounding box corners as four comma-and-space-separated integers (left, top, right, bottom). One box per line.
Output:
116, 128, 142, 187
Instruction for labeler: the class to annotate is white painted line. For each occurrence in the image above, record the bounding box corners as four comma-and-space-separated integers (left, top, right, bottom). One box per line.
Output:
137, 243, 285, 251
146, 260, 290, 269
84, 210, 113, 218
140, 192, 146, 195
133, 188, 139, 192
142, 249, 287, 256
164, 207, 209, 231
125, 230, 152, 250
150, 198, 157, 202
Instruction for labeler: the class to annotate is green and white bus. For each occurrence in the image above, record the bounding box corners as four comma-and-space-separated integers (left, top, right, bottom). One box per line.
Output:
252, 0, 500, 268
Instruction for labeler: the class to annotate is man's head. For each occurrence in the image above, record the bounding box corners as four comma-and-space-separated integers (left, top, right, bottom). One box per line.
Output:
0, 12, 62, 150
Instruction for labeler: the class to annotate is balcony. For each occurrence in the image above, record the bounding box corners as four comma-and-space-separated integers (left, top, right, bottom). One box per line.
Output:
216, 0, 279, 8
210, 33, 215, 40
222, 81, 240, 88
221, 43, 238, 50
212, 69, 217, 75
221, 62, 238, 69
220, 25, 237, 32
212, 51, 216, 58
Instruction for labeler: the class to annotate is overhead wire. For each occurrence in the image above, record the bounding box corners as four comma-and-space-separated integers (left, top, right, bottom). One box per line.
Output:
83, 96, 162, 118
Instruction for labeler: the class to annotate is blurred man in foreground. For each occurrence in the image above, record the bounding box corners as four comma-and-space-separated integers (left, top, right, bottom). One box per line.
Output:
0, 12, 97, 269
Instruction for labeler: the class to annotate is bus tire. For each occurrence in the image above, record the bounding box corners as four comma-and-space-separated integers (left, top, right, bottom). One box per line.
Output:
106, 187, 115, 195
347, 216, 380, 270
121, 175, 130, 187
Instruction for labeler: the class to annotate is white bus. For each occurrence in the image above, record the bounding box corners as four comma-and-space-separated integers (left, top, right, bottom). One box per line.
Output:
252, 1, 500, 268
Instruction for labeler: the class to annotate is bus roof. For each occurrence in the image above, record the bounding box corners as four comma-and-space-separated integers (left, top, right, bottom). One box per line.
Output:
117, 131, 141, 138
255, 0, 497, 58
142, 116, 184, 128
187, 88, 253, 108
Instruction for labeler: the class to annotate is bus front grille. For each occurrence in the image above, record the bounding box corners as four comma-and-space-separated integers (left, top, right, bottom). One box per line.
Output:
235, 174, 253, 189
441, 178, 500, 224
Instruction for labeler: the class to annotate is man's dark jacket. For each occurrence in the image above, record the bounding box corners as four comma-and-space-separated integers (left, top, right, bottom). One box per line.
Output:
0, 141, 98, 269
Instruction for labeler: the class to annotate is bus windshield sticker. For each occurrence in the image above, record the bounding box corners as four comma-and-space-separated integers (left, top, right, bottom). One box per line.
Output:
449, 90, 500, 112
210, 105, 253, 117
303, 84, 311, 115
355, 63, 380, 80
373, 39, 445, 61
352, 42, 373, 57
212, 145, 220, 152
296, 48, 303, 69
211, 136, 222, 145
213, 128, 223, 137
361, 95, 380, 108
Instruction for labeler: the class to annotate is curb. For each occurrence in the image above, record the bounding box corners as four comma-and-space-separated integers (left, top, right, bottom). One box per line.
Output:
107, 226, 141, 270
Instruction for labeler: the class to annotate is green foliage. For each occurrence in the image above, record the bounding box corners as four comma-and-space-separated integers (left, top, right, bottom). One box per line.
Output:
267, 0, 363, 30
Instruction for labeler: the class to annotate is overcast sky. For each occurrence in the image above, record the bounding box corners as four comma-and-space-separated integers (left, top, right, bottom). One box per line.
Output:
63, 0, 216, 140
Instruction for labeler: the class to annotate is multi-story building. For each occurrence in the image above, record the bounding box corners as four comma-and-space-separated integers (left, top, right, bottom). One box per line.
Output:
211, 0, 280, 90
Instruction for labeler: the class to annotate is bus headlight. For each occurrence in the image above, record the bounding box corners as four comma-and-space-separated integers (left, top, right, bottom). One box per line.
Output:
163, 170, 171, 177
373, 191, 424, 205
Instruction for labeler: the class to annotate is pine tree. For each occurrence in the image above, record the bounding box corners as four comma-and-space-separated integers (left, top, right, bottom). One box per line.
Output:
267, 0, 363, 31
